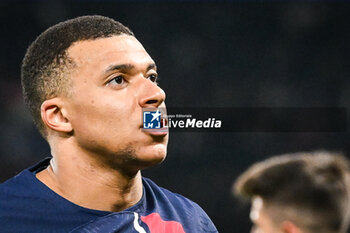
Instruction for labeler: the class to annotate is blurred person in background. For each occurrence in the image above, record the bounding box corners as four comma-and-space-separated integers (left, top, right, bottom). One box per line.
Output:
0, 15, 217, 233
234, 151, 350, 233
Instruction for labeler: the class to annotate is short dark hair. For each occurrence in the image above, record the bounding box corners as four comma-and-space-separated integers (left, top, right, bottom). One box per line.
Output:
21, 15, 134, 137
234, 151, 350, 233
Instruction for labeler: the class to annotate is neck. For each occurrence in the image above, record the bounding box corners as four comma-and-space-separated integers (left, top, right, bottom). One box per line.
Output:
36, 138, 143, 212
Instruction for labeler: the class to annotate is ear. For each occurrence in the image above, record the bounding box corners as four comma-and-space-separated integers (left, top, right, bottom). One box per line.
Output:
41, 98, 73, 134
281, 221, 303, 233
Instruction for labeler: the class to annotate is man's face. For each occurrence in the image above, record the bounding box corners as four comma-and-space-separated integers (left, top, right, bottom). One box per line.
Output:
64, 35, 168, 171
250, 197, 281, 233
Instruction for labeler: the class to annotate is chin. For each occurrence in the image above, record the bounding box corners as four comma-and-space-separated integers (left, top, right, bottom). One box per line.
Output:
135, 143, 167, 168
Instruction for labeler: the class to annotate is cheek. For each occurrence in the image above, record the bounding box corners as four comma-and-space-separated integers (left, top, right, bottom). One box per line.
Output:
73, 89, 136, 120
69, 98, 135, 141
69, 103, 137, 154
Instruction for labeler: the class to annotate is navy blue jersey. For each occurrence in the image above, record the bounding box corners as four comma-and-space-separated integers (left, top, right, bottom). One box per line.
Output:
0, 158, 217, 233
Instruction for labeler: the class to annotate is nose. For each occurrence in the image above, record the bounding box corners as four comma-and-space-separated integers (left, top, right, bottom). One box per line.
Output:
139, 79, 166, 108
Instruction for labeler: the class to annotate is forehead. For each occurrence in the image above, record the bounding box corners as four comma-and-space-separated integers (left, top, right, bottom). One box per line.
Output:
67, 35, 153, 69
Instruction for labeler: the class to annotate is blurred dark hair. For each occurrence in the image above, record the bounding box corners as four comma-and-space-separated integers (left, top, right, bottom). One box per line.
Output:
234, 151, 350, 233
21, 15, 134, 137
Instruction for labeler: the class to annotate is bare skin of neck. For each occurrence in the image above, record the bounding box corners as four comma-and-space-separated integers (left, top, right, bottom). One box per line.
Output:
36, 138, 143, 212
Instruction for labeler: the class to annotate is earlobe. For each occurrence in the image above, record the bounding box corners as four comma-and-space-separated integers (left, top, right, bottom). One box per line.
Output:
281, 221, 302, 233
41, 98, 73, 134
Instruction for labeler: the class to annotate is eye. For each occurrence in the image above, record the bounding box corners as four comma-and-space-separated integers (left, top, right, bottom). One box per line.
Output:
108, 75, 125, 85
147, 74, 158, 83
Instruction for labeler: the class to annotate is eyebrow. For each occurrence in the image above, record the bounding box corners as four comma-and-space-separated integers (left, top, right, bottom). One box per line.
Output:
105, 63, 157, 73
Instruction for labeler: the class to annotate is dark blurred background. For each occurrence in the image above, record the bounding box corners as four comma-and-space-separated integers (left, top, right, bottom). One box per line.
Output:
1, 1, 350, 232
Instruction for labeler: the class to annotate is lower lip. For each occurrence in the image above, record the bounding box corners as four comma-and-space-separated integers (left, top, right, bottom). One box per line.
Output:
142, 129, 168, 136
